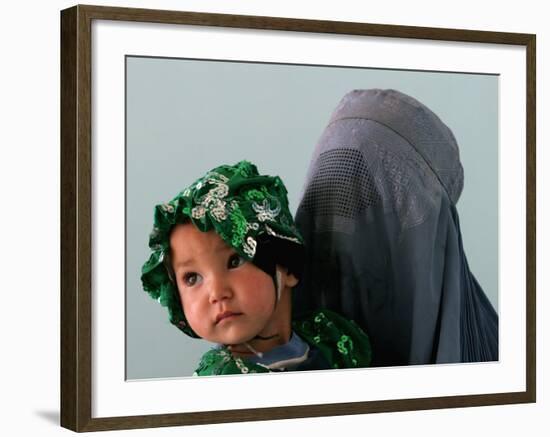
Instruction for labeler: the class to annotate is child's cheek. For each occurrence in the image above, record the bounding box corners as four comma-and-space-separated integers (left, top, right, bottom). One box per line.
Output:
184, 300, 206, 336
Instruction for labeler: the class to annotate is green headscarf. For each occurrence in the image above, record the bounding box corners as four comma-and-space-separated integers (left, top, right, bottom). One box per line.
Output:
141, 160, 304, 337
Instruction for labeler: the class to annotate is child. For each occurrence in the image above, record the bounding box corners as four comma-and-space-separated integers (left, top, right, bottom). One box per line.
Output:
141, 160, 371, 375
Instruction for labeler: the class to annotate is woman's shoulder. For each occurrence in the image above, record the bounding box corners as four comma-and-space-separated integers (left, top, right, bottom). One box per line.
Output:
293, 308, 372, 369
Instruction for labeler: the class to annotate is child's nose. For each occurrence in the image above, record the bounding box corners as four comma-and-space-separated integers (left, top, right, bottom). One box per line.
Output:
208, 276, 232, 303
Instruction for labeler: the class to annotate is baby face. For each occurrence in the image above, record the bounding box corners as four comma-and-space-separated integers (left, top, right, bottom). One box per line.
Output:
169, 223, 278, 345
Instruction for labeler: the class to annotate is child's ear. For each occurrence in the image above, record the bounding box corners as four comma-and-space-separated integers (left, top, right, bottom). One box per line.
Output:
286, 273, 299, 288
277, 265, 299, 287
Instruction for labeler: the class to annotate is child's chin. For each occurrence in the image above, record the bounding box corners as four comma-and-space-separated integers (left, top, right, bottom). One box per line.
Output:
220, 333, 256, 347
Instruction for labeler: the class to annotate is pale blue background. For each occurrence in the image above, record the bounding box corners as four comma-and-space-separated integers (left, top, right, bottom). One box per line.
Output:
126, 56, 498, 379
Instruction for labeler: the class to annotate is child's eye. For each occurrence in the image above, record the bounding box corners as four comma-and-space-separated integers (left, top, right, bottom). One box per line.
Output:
183, 272, 201, 287
228, 253, 245, 269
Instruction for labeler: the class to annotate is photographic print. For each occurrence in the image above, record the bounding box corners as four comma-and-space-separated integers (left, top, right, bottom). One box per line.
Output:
127, 57, 499, 379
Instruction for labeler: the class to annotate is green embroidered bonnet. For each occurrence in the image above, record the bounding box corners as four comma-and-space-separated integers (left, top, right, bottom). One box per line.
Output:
141, 160, 304, 337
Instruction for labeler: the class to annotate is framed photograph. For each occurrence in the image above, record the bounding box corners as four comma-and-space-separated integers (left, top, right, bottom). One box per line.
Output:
60, 4, 536, 432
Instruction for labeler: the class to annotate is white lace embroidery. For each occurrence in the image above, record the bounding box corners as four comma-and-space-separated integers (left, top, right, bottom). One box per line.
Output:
243, 236, 257, 258
265, 225, 301, 244
252, 198, 281, 222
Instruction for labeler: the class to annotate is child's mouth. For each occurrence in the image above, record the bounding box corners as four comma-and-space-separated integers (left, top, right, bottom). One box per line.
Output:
215, 311, 242, 324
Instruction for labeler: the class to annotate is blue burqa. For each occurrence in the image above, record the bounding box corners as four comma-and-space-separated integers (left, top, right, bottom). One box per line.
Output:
293, 89, 498, 366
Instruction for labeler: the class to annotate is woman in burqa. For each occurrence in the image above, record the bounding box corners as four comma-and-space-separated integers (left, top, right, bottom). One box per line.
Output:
293, 89, 498, 366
